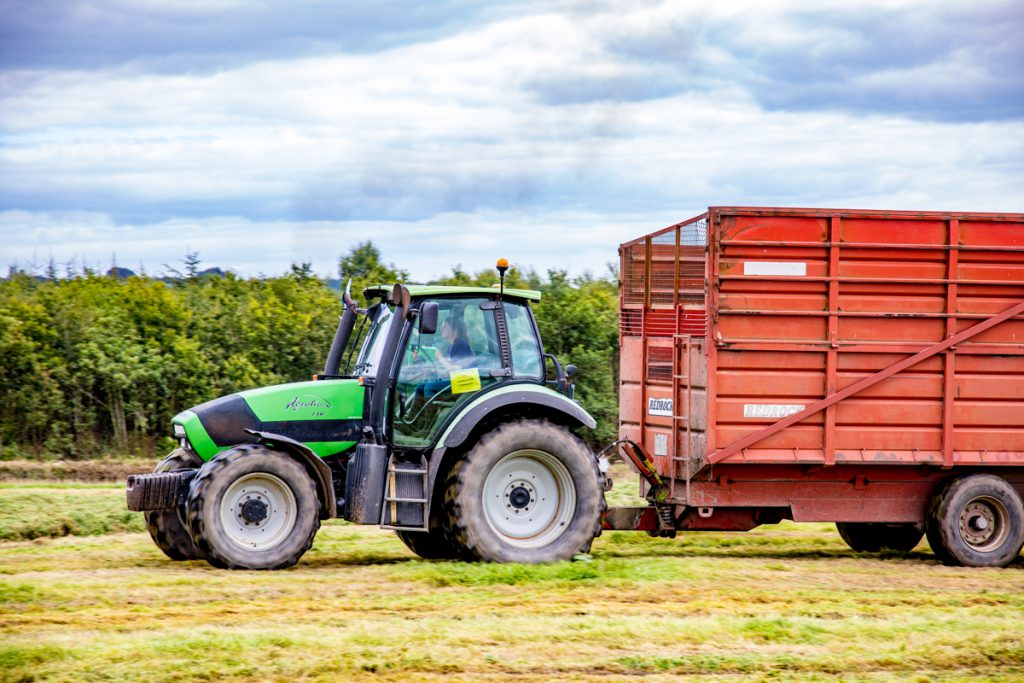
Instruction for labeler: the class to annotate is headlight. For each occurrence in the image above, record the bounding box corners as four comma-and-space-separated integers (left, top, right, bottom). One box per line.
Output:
173, 424, 186, 438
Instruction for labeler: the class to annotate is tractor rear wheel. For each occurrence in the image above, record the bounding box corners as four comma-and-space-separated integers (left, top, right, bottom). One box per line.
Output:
144, 448, 205, 561
925, 474, 1024, 568
186, 445, 320, 570
836, 522, 924, 554
445, 420, 604, 563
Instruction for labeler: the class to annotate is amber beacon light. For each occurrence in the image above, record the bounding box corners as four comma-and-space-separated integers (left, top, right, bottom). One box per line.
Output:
496, 257, 509, 297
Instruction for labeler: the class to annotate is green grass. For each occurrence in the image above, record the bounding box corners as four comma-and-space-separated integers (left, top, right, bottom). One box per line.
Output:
1, 467, 1022, 682
0, 487, 145, 541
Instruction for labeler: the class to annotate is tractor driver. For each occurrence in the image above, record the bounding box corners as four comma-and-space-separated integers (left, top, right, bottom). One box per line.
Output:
436, 316, 472, 370
414, 313, 473, 399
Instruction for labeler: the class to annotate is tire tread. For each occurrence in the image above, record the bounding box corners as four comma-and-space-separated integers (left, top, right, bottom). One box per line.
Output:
444, 420, 605, 563
186, 444, 320, 570
144, 449, 204, 561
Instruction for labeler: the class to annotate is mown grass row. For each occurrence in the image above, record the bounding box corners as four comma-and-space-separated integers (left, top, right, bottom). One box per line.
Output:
2, 467, 1022, 681
0, 485, 144, 541
2, 520, 1022, 682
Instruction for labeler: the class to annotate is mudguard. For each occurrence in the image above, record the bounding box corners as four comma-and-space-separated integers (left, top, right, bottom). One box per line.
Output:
439, 383, 596, 450
246, 430, 338, 519
424, 384, 596, 506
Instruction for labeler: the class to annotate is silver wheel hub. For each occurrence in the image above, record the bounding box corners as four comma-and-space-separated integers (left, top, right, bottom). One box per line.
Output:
221, 473, 297, 551
958, 497, 1008, 552
482, 449, 576, 549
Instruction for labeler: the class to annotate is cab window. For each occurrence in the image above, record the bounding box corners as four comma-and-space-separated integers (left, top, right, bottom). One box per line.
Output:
504, 300, 543, 379
392, 297, 501, 447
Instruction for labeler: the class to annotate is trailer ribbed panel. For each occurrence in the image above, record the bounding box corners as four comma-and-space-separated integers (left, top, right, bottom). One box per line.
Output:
620, 207, 1024, 484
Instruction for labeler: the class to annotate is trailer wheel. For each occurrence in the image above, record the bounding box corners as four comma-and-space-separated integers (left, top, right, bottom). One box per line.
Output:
445, 420, 604, 563
925, 474, 1024, 568
144, 448, 205, 561
836, 522, 924, 554
186, 445, 320, 570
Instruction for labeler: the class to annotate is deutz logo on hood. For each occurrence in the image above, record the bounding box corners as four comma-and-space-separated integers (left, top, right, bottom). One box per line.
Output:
285, 396, 333, 411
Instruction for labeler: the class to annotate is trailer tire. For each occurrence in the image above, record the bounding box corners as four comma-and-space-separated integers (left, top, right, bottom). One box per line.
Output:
836, 522, 924, 554
144, 448, 205, 561
187, 445, 320, 570
925, 474, 1024, 568
445, 420, 604, 563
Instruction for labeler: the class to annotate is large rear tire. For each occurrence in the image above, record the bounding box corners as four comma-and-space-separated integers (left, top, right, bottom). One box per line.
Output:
925, 474, 1024, 568
186, 445, 320, 570
445, 421, 604, 563
144, 448, 205, 561
836, 522, 924, 554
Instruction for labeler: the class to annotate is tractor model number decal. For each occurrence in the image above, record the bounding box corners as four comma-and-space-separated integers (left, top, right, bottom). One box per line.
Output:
647, 397, 673, 417
743, 404, 805, 419
285, 395, 333, 417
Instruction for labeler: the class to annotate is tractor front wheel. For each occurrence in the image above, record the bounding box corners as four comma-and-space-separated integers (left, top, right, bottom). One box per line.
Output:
446, 420, 604, 563
186, 445, 320, 570
144, 448, 205, 561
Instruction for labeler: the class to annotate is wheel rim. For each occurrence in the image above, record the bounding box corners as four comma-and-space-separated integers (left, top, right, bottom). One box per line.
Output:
481, 449, 576, 549
220, 472, 297, 551
958, 495, 1009, 553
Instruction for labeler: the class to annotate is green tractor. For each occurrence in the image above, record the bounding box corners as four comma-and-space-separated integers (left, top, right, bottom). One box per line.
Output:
127, 263, 606, 569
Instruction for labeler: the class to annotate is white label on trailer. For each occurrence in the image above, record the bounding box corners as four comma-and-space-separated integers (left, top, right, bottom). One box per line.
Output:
654, 433, 668, 456
647, 397, 674, 417
743, 261, 807, 276
744, 404, 805, 419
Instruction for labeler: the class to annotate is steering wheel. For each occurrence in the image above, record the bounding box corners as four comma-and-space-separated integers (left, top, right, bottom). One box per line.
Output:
400, 382, 453, 424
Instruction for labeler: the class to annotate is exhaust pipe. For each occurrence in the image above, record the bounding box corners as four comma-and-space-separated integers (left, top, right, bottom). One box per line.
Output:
323, 280, 358, 376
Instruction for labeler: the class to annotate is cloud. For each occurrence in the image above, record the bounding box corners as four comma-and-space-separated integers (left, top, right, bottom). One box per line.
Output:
0, 0, 1022, 279
0, 0, 534, 72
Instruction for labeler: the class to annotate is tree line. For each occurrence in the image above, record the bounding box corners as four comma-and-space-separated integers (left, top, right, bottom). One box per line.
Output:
0, 243, 619, 460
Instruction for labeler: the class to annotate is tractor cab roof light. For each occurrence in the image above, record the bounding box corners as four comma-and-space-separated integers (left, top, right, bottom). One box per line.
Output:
496, 258, 509, 298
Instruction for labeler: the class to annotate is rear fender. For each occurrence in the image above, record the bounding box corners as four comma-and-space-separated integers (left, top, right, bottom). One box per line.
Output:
425, 384, 596, 504
440, 384, 595, 450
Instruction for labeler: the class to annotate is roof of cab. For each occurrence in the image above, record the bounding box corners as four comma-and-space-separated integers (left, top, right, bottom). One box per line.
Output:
362, 284, 541, 302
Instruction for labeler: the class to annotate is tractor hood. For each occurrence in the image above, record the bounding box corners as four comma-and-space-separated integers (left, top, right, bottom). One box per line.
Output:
172, 379, 365, 461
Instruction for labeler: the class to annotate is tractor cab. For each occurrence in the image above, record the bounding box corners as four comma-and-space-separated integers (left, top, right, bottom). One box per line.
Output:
342, 285, 548, 449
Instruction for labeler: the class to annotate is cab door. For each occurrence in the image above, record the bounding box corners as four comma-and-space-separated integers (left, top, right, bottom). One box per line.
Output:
391, 296, 504, 447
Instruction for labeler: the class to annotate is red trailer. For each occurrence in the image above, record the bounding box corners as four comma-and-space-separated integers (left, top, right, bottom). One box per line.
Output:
605, 206, 1024, 567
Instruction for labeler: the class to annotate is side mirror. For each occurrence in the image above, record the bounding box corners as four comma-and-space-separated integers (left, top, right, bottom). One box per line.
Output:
419, 302, 439, 335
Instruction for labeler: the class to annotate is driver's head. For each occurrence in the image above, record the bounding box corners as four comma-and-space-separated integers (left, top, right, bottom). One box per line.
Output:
442, 316, 467, 341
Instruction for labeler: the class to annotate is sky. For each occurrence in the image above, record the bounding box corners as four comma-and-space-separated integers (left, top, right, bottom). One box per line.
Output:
2, 0, 1022, 281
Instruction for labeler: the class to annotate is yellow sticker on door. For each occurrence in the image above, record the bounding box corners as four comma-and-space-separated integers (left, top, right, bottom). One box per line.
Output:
450, 368, 482, 395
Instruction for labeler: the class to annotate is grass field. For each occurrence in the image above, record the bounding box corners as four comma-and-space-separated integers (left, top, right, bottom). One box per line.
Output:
1, 466, 1022, 682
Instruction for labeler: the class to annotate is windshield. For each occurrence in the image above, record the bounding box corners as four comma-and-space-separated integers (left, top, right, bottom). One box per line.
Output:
351, 303, 393, 376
